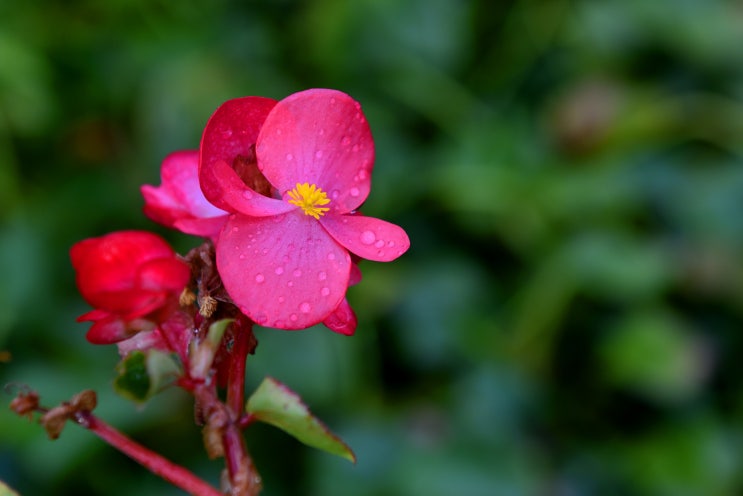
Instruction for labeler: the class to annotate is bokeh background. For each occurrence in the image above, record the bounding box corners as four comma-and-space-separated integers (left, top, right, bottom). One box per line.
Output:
2, 0, 743, 494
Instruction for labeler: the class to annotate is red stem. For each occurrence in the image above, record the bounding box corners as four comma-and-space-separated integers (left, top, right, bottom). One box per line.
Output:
73, 411, 222, 496
226, 317, 253, 414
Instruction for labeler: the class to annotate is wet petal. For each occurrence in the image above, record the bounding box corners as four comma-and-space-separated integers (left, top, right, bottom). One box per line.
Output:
256, 89, 374, 213
200, 96, 277, 210
216, 213, 351, 330
201, 158, 294, 217
320, 214, 410, 262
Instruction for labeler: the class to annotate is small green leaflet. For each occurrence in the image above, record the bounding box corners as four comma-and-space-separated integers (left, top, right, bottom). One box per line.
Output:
114, 349, 181, 403
246, 377, 356, 463
0, 480, 19, 496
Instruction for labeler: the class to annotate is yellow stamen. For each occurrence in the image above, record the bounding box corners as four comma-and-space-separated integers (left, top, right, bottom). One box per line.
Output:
287, 182, 331, 219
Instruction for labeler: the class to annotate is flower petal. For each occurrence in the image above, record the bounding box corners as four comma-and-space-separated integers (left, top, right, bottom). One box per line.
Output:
320, 214, 410, 262
70, 231, 175, 304
256, 89, 374, 213
322, 298, 357, 336
142, 150, 228, 238
216, 213, 351, 330
200, 96, 278, 210
201, 158, 295, 217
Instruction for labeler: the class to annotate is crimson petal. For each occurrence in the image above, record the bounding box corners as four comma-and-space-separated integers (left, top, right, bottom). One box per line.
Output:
200, 96, 278, 211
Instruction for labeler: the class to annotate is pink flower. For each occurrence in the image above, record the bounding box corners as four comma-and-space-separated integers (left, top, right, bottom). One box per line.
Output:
141, 150, 229, 240
70, 231, 190, 344
200, 89, 410, 331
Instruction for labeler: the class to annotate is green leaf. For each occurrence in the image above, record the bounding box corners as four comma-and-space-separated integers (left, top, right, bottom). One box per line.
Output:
189, 318, 232, 380
246, 377, 356, 463
0, 480, 19, 496
113, 349, 181, 403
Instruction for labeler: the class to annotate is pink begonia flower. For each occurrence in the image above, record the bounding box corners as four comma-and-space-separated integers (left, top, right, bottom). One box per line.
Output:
200, 89, 410, 331
141, 150, 229, 240
70, 230, 190, 344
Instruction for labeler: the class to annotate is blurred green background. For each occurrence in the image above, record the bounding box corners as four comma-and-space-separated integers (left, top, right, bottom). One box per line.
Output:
3, 0, 743, 494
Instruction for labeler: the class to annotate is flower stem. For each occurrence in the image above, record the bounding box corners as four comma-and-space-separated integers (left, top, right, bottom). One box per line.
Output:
73, 411, 222, 496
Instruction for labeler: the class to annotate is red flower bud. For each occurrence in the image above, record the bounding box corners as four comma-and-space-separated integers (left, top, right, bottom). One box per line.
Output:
71, 231, 190, 344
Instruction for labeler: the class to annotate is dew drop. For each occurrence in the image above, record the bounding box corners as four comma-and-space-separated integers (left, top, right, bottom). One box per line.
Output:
255, 273, 265, 283
321, 287, 330, 297
352, 144, 359, 153
275, 267, 284, 275
239, 254, 246, 260
290, 314, 298, 322
319, 128, 325, 136
327, 252, 336, 261
255, 314, 268, 324
243, 190, 253, 200
221, 129, 233, 138
330, 97, 337, 105
286, 153, 293, 161
287, 281, 294, 287
293, 269, 302, 277
274, 320, 285, 328
375, 240, 385, 248
358, 169, 368, 180
231, 227, 239, 233
330, 189, 340, 200
318, 271, 327, 281
315, 150, 323, 159
278, 296, 285, 303
387, 241, 396, 248
350, 187, 360, 197
299, 302, 312, 313
276, 129, 282, 135
341, 136, 351, 146
377, 250, 385, 257
262, 248, 268, 255
360, 230, 376, 245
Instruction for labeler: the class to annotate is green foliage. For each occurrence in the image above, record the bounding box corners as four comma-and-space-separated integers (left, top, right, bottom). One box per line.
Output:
246, 377, 355, 463
2, 0, 743, 494
113, 350, 180, 403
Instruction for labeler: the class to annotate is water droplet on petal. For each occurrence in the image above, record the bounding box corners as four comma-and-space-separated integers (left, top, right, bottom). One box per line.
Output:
330, 97, 337, 105
278, 296, 285, 303
377, 250, 385, 257
352, 144, 359, 153
299, 302, 312, 313
293, 269, 302, 277
341, 136, 351, 146
330, 189, 340, 200
318, 271, 327, 281
276, 129, 282, 135
360, 231, 376, 245
255, 313, 268, 324
255, 274, 265, 283
387, 241, 396, 248
287, 281, 294, 287
350, 187, 360, 197
358, 169, 368, 181
315, 150, 323, 159
243, 190, 253, 200
221, 129, 233, 138
290, 314, 298, 322
286, 153, 293, 161
239, 254, 246, 260
232, 227, 239, 233
275, 267, 284, 275
319, 128, 325, 136
327, 253, 336, 261
321, 287, 330, 297
375, 240, 385, 248
274, 320, 285, 328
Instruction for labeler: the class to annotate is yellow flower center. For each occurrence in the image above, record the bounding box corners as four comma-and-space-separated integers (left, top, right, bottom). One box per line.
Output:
287, 182, 330, 219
